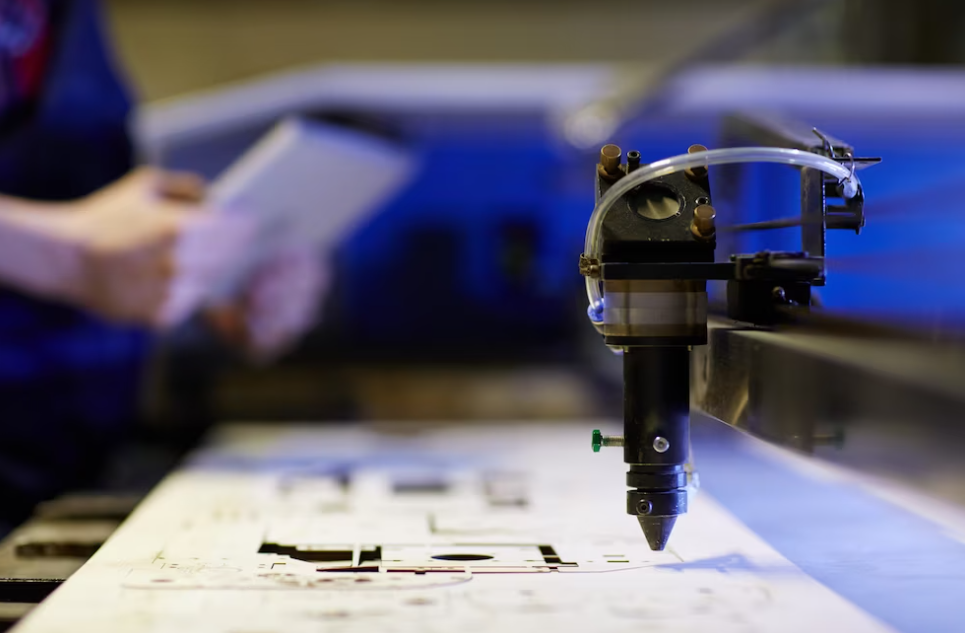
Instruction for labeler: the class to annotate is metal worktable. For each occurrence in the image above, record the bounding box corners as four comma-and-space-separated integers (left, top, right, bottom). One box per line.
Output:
8, 417, 965, 632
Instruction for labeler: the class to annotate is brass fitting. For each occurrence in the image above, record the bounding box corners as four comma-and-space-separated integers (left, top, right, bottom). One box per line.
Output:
691, 204, 716, 240
685, 144, 708, 180
579, 254, 601, 278
599, 144, 623, 180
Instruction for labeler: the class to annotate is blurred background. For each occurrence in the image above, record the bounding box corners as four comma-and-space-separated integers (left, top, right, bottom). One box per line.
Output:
104, 0, 965, 102
85, 0, 965, 487
6, 4, 965, 627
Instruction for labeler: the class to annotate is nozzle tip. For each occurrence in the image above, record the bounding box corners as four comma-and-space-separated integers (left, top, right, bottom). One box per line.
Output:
637, 515, 677, 551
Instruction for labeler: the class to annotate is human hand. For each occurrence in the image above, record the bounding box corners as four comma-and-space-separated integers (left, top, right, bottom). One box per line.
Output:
205, 244, 328, 362
0, 167, 254, 327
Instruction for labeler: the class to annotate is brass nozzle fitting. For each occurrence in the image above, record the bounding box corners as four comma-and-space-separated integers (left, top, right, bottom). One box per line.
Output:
685, 144, 708, 180
600, 144, 623, 176
691, 204, 716, 239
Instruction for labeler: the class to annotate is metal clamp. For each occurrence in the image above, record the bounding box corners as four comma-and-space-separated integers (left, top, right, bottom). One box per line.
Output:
579, 254, 601, 278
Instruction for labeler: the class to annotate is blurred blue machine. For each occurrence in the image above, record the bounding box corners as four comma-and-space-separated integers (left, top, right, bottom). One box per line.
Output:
142, 64, 965, 360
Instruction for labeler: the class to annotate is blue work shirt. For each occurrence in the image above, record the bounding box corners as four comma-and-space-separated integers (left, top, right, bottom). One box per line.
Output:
0, 0, 146, 527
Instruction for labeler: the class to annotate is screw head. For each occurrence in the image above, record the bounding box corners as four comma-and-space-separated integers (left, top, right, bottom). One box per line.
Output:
636, 499, 653, 515
653, 436, 670, 453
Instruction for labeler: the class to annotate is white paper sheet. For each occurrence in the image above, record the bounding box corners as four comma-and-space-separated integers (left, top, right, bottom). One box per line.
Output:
205, 118, 413, 302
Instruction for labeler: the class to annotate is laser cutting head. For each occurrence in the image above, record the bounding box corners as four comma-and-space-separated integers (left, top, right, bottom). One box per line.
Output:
581, 121, 874, 551
584, 143, 715, 550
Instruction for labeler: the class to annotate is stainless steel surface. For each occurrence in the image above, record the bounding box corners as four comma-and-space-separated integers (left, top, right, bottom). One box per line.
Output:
692, 317, 965, 506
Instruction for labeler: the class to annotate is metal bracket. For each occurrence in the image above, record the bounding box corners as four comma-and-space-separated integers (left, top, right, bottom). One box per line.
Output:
579, 254, 601, 278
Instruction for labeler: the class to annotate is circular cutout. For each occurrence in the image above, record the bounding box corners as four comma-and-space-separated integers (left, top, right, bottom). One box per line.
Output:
431, 554, 494, 562
696, 196, 710, 206
632, 184, 680, 221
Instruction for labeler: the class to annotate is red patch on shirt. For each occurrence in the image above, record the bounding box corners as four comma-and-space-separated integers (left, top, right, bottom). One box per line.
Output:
0, 0, 51, 110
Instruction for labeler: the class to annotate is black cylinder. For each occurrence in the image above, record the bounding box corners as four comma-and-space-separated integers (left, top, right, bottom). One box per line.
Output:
623, 347, 690, 466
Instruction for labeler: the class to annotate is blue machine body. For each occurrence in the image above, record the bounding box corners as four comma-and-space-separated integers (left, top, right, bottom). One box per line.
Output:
337, 113, 965, 354
155, 69, 965, 358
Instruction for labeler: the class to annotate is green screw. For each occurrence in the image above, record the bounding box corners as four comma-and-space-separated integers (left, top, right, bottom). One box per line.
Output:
592, 430, 625, 453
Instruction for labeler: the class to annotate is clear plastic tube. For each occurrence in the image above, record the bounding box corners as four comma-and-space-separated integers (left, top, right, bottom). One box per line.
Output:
584, 147, 861, 321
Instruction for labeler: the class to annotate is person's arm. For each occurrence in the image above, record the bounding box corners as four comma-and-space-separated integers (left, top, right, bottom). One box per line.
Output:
0, 167, 241, 326
0, 164, 328, 353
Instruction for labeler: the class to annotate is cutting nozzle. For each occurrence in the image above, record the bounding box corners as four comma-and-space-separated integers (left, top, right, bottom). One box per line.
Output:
637, 515, 677, 552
